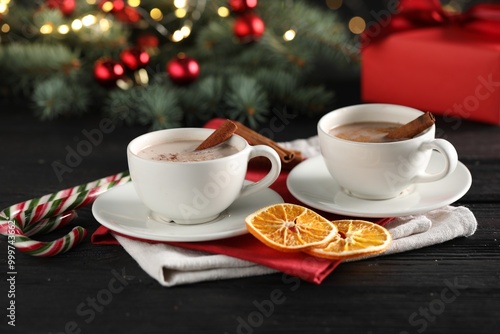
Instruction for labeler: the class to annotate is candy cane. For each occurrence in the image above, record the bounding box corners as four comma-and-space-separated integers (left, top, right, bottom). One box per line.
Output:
6, 212, 85, 257
23, 211, 77, 237
0, 172, 131, 257
2, 171, 130, 229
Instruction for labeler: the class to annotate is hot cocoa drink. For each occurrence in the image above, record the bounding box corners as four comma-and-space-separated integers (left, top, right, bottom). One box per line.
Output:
137, 140, 239, 162
329, 121, 404, 143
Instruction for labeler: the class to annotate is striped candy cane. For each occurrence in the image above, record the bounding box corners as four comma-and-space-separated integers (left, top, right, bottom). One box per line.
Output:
3, 172, 130, 228
4, 212, 86, 257
0, 172, 131, 257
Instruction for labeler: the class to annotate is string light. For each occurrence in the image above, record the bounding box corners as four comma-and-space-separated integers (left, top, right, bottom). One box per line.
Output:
0, 3, 8, 15
175, 8, 187, 18
82, 14, 97, 27
1, 23, 10, 33
173, 0, 187, 18
171, 30, 184, 42
217, 6, 230, 17
127, 0, 141, 7
100, 1, 114, 12
348, 16, 366, 35
99, 18, 112, 32
150, 8, 163, 21
40, 23, 54, 35
174, 0, 187, 8
71, 19, 83, 31
283, 29, 296, 41
180, 25, 191, 37
57, 24, 70, 34
326, 0, 342, 10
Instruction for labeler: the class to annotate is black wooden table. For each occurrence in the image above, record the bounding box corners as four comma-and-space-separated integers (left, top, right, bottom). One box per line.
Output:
1, 98, 499, 334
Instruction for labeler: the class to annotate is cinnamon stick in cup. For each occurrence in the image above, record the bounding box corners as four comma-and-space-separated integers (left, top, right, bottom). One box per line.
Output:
195, 119, 238, 151
233, 121, 303, 168
385, 112, 435, 140
197, 119, 303, 170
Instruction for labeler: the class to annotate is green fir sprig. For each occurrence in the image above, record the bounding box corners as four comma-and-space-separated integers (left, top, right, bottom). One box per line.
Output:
0, 0, 358, 129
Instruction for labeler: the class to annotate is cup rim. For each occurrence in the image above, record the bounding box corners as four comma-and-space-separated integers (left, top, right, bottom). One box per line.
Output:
318, 103, 433, 146
127, 127, 248, 165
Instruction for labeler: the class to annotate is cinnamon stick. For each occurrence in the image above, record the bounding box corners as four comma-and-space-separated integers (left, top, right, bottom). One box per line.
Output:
195, 119, 237, 151
385, 112, 435, 140
233, 121, 304, 169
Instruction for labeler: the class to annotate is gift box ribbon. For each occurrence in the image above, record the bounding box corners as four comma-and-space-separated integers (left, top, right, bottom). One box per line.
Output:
363, 0, 500, 44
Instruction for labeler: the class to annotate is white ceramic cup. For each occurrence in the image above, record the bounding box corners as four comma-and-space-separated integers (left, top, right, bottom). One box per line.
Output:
317, 104, 458, 200
127, 128, 281, 224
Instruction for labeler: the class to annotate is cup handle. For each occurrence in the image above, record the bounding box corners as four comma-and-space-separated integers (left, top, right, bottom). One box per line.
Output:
239, 145, 281, 197
412, 139, 458, 183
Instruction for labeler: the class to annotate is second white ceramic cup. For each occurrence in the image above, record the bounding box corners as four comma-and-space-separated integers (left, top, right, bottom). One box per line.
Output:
318, 104, 458, 200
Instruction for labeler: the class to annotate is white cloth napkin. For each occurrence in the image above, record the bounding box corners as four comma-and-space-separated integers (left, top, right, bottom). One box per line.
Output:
113, 234, 277, 287
385, 205, 477, 254
113, 136, 477, 287
113, 205, 477, 286
347, 205, 477, 262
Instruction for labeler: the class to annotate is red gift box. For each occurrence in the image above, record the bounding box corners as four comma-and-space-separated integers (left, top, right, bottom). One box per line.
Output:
361, 0, 500, 125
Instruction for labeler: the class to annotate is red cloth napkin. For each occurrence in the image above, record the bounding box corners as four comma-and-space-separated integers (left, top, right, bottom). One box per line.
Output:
91, 119, 392, 284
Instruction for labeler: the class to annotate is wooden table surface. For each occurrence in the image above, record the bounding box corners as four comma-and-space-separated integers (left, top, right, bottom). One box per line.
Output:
1, 98, 499, 334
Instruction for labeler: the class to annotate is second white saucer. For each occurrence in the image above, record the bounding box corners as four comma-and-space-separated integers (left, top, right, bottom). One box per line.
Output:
287, 153, 472, 218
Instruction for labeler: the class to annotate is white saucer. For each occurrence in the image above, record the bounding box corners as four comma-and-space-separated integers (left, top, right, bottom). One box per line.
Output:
92, 182, 283, 242
287, 152, 472, 218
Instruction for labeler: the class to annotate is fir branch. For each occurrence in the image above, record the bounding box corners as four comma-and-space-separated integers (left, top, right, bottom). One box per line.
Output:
192, 19, 241, 59
32, 75, 90, 120
104, 83, 184, 130
32, 9, 67, 28
0, 43, 79, 73
254, 69, 299, 107
258, 1, 358, 64
103, 87, 143, 126
0, 43, 80, 94
224, 75, 269, 129
135, 84, 183, 130
177, 76, 225, 125
288, 85, 335, 116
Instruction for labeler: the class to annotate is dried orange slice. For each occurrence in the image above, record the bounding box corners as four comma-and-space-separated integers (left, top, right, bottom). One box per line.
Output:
305, 220, 392, 260
245, 204, 338, 252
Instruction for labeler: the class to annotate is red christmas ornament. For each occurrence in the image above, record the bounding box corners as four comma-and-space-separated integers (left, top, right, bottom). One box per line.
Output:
136, 34, 159, 49
228, 0, 258, 13
233, 13, 265, 43
93, 58, 125, 86
46, 0, 76, 16
120, 48, 150, 71
114, 6, 141, 24
166, 54, 200, 85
